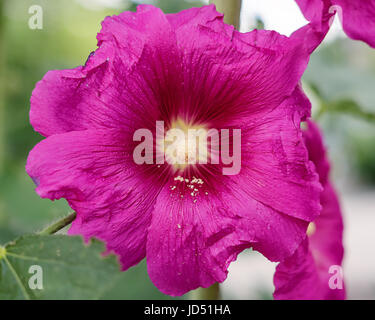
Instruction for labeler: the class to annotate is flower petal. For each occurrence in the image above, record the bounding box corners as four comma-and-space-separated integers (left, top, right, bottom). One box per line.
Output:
296, 0, 375, 48
274, 238, 325, 299
146, 194, 249, 295
146, 175, 309, 296
26, 129, 165, 270
30, 4, 180, 137
237, 87, 322, 223
335, 0, 375, 48
30, 54, 113, 137
167, 5, 314, 124
274, 184, 345, 300
167, 4, 227, 32
273, 121, 345, 300
31, 4, 319, 140
303, 120, 331, 185
296, 0, 332, 27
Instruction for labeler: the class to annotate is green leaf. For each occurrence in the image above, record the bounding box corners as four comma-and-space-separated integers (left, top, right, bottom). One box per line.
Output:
98, 259, 179, 300
305, 80, 375, 123
254, 16, 265, 30
0, 234, 121, 300
306, 81, 325, 100
325, 99, 375, 123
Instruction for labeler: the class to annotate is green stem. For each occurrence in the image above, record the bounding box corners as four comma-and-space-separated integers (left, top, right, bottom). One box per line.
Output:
39, 212, 77, 235
0, 0, 5, 174
209, 0, 242, 30
189, 283, 220, 300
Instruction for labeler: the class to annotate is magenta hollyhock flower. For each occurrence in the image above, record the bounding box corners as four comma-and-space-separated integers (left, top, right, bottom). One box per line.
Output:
273, 120, 345, 300
296, 0, 375, 48
26, 4, 322, 296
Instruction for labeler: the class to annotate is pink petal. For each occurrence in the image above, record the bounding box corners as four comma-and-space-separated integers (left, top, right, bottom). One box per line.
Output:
146, 174, 309, 296
296, 0, 375, 48
274, 238, 325, 299
273, 121, 345, 300
238, 87, 322, 223
30, 5, 179, 137
30, 55, 113, 137
146, 88, 322, 296
26, 129, 165, 270
304, 122, 344, 271
303, 119, 331, 186
170, 7, 314, 122
31, 4, 317, 138
296, 0, 332, 27
334, 0, 375, 48
292, 0, 333, 53
146, 181, 253, 296
166, 4, 229, 33
274, 185, 345, 299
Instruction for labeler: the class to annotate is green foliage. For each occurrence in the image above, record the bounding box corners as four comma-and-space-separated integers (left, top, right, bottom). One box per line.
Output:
350, 134, 375, 185
254, 16, 265, 30
315, 97, 375, 123
0, 234, 179, 300
0, 170, 70, 243
0, 235, 121, 299
304, 38, 375, 119
98, 259, 180, 300
303, 38, 375, 185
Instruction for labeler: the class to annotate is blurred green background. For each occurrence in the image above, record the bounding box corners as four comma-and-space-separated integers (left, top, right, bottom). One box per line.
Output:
0, 0, 374, 299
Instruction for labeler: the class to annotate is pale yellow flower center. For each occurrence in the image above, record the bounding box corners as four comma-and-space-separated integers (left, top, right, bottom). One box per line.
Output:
160, 118, 209, 171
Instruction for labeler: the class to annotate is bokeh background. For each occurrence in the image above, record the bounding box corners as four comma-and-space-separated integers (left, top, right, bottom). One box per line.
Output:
0, 0, 374, 299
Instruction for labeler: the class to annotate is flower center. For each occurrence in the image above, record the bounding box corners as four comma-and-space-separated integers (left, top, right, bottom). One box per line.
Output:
161, 118, 209, 171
